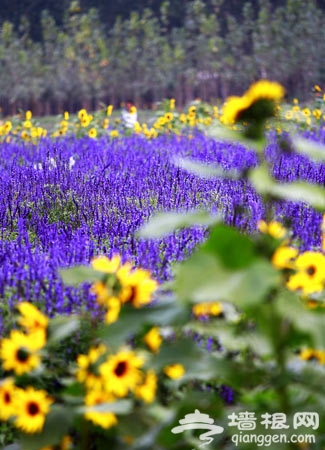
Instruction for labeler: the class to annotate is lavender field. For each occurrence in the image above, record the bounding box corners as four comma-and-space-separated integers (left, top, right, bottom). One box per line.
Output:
1, 130, 324, 330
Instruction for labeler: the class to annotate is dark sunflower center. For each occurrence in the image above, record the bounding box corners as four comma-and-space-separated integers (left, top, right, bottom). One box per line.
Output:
16, 348, 30, 362
4, 392, 11, 404
128, 286, 137, 303
114, 361, 128, 377
27, 401, 40, 416
306, 265, 316, 276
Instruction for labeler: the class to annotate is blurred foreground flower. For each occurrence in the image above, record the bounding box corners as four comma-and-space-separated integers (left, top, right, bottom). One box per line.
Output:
221, 80, 285, 139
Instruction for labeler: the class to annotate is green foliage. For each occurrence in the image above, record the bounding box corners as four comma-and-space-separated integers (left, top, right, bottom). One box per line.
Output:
137, 210, 220, 238
250, 164, 325, 210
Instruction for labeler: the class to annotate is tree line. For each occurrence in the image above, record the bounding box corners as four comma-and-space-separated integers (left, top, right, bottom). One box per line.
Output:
0, 0, 324, 116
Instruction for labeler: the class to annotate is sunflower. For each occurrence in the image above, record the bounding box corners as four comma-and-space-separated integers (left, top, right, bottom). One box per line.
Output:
313, 109, 322, 120
91, 255, 122, 305
99, 350, 144, 397
245, 80, 285, 104
23, 120, 32, 129
88, 127, 97, 138
25, 110, 32, 120
0, 378, 18, 420
302, 108, 311, 117
134, 370, 157, 403
188, 106, 196, 115
76, 344, 107, 390
164, 112, 173, 122
20, 130, 30, 141
300, 348, 325, 364
4, 121, 12, 133
93, 254, 123, 272
187, 116, 196, 126
213, 106, 219, 118
220, 95, 252, 125
104, 297, 121, 324
14, 387, 52, 434
130, 106, 137, 114
81, 117, 91, 128
164, 363, 185, 379
91, 281, 115, 306
0, 330, 43, 375
118, 267, 158, 308
17, 301, 48, 333
286, 272, 324, 295
271, 246, 298, 269
144, 327, 162, 353
221, 80, 285, 126
110, 130, 119, 138
84, 389, 118, 429
158, 116, 167, 126
78, 109, 88, 120
134, 121, 142, 133
286, 251, 325, 295
179, 113, 187, 123
106, 105, 113, 116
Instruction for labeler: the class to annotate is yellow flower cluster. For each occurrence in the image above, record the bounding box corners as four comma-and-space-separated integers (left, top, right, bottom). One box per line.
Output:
269, 216, 325, 297
259, 219, 325, 298
51, 106, 117, 139
0, 97, 218, 143
257, 220, 287, 239
151, 102, 213, 136
192, 301, 223, 319
76, 345, 158, 429
259, 220, 325, 365
142, 328, 185, 379
285, 251, 325, 295
2, 83, 324, 144
0, 292, 186, 438
0, 110, 47, 142
0, 120, 13, 141
91, 254, 158, 323
284, 85, 325, 127
0, 302, 52, 434
133, 121, 158, 138
78, 256, 184, 425
0, 382, 52, 434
